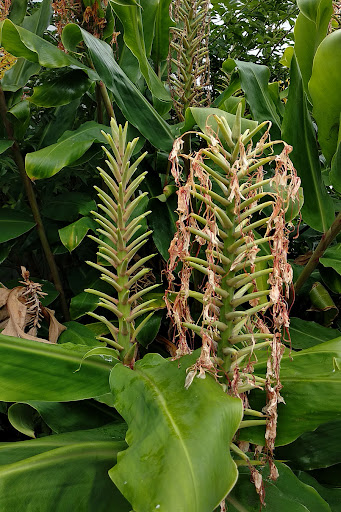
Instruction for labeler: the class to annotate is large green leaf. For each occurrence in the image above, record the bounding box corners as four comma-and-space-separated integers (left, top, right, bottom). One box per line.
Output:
184, 106, 258, 135
1, 0, 51, 91
0, 334, 115, 401
109, 0, 170, 101
294, 0, 333, 93
240, 337, 341, 446
276, 420, 341, 470
0, 19, 95, 77
42, 192, 97, 222
227, 59, 282, 137
148, 195, 177, 260
320, 243, 341, 274
109, 352, 243, 512
227, 462, 330, 512
59, 217, 97, 252
29, 70, 92, 107
289, 317, 341, 349
151, 0, 173, 66
0, 425, 131, 512
282, 54, 335, 232
296, 471, 341, 512
25, 121, 109, 180
309, 30, 341, 163
0, 208, 35, 243
62, 25, 174, 152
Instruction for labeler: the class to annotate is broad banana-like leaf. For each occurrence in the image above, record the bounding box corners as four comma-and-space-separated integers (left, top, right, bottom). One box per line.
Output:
62, 25, 174, 152
309, 30, 341, 163
0, 209, 35, 243
294, 0, 332, 93
297, 471, 341, 512
151, 0, 174, 66
1, 0, 50, 91
282, 54, 334, 232
276, 420, 341, 470
223, 59, 282, 138
29, 70, 92, 107
240, 337, 341, 446
0, 425, 131, 512
110, 0, 170, 102
227, 462, 330, 512
0, 334, 116, 401
25, 121, 109, 179
183, 106, 258, 135
289, 317, 341, 349
109, 352, 243, 512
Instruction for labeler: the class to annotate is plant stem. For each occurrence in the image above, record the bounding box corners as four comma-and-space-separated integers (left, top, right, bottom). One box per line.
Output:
98, 81, 114, 119
294, 212, 341, 294
0, 87, 70, 321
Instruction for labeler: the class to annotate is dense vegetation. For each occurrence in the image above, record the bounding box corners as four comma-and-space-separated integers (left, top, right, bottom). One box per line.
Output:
0, 0, 340, 510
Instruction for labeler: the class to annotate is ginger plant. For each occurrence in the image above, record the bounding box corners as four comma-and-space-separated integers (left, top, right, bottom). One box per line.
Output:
86, 118, 159, 365
166, 107, 301, 490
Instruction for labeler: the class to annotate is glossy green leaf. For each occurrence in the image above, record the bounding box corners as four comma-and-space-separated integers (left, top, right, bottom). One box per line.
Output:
109, 352, 243, 512
289, 317, 341, 349
9, 0, 28, 25
276, 420, 341, 470
59, 217, 97, 252
58, 321, 105, 347
42, 192, 97, 221
0, 140, 13, 153
294, 0, 332, 93
309, 30, 341, 163
241, 337, 341, 446
320, 243, 341, 274
282, 54, 335, 232
296, 471, 341, 512
0, 425, 131, 512
148, 196, 177, 260
110, 0, 170, 101
135, 310, 162, 347
15, 400, 120, 434
39, 100, 81, 148
62, 24, 174, 152
25, 122, 109, 180
329, 133, 341, 194
184, 106, 258, 135
0, 334, 114, 401
0, 19, 94, 75
69, 278, 113, 319
320, 266, 341, 294
232, 59, 282, 137
309, 281, 338, 326
29, 70, 92, 107
0, 209, 35, 243
1, 0, 51, 91
151, 0, 173, 66
227, 462, 330, 512
8, 403, 37, 438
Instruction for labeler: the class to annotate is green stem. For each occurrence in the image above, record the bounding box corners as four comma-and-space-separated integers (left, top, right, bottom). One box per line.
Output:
98, 81, 114, 119
295, 212, 341, 294
0, 87, 70, 321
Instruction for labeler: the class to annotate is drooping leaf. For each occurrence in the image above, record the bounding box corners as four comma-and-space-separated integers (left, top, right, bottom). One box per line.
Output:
294, 0, 333, 93
282, 54, 335, 232
0, 209, 35, 243
151, 0, 174, 66
29, 70, 92, 107
12, 400, 120, 434
109, 0, 170, 102
62, 24, 174, 151
226, 59, 282, 137
7, 403, 37, 439
0, 425, 131, 512
276, 420, 341, 470
289, 317, 341, 349
184, 106, 258, 135
227, 462, 331, 512
25, 122, 109, 180
240, 337, 341, 446
0, 334, 115, 401
309, 30, 341, 163
58, 217, 97, 252
296, 471, 341, 512
309, 281, 338, 326
109, 352, 243, 512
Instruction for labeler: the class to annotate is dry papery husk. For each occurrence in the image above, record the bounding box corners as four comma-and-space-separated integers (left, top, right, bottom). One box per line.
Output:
0, 269, 66, 343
